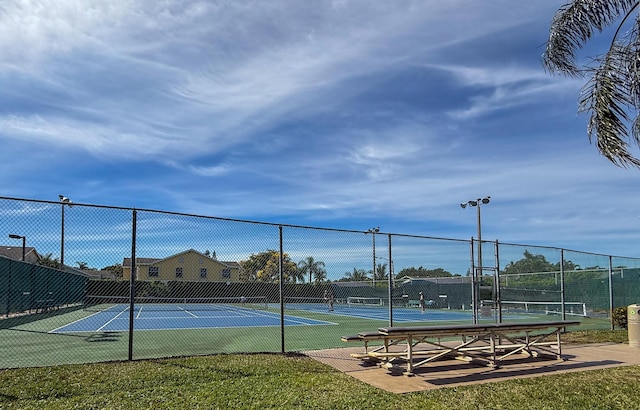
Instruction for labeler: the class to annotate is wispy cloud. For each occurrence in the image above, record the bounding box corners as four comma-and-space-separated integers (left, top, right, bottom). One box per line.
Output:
1, 0, 638, 261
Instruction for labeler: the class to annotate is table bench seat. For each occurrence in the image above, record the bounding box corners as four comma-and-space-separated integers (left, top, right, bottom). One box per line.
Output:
343, 321, 580, 375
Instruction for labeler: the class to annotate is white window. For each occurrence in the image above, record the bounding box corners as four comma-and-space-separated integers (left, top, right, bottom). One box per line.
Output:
149, 267, 159, 277
222, 268, 231, 279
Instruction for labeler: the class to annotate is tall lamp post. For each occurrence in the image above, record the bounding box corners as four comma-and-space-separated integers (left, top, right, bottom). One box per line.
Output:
367, 227, 380, 287
460, 196, 491, 323
59, 195, 73, 268
8, 234, 26, 261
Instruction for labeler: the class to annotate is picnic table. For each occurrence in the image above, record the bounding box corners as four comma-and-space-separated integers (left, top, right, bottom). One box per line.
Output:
342, 320, 580, 375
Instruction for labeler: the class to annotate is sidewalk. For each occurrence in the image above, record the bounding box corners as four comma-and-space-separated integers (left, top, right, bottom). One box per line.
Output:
305, 343, 640, 393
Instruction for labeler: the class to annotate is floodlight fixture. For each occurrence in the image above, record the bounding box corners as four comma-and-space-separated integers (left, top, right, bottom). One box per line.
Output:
59, 195, 73, 206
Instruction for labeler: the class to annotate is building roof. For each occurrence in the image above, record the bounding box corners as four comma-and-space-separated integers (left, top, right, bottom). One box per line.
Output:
122, 248, 240, 269
397, 275, 471, 284
0, 246, 39, 262
122, 257, 161, 267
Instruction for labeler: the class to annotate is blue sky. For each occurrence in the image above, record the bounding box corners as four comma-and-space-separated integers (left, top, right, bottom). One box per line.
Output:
2, 0, 640, 265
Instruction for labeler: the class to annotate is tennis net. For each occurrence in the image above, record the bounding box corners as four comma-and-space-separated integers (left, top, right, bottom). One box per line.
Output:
500, 300, 587, 317
346, 296, 383, 307
83, 295, 269, 312
284, 297, 341, 310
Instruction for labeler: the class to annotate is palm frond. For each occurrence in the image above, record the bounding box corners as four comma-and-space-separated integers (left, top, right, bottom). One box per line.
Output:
579, 43, 640, 167
543, 0, 639, 76
627, 15, 640, 106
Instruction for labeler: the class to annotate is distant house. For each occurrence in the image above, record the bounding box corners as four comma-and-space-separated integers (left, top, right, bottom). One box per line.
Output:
0, 245, 41, 264
122, 249, 244, 282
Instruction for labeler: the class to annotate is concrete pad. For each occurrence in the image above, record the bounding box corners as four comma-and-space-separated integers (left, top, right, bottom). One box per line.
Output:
304, 343, 640, 393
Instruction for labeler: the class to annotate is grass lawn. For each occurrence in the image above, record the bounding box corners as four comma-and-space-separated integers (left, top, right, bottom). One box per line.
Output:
0, 329, 637, 409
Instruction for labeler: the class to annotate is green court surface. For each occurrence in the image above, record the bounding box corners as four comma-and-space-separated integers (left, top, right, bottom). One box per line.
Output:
0, 305, 609, 369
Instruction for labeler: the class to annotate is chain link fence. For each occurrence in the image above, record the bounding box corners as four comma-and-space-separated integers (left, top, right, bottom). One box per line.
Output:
1, 196, 639, 368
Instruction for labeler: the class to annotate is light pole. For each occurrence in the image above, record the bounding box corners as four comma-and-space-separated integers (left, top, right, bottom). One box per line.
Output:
460, 196, 490, 323
59, 195, 73, 268
8, 234, 25, 261
367, 227, 379, 287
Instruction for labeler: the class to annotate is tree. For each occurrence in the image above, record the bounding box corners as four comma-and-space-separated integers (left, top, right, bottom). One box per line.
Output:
103, 263, 124, 278
502, 250, 577, 275
502, 250, 556, 275
297, 256, 326, 284
396, 266, 454, 279
313, 268, 327, 283
374, 263, 388, 282
38, 253, 60, 269
340, 267, 369, 282
543, 1, 640, 167
76, 261, 92, 270
240, 250, 298, 283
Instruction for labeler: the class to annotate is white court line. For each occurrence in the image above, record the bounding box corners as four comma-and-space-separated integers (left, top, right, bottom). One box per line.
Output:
49, 305, 129, 333
97, 308, 130, 332
180, 307, 199, 318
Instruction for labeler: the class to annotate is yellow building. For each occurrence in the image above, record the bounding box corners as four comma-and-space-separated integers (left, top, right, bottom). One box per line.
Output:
122, 249, 243, 282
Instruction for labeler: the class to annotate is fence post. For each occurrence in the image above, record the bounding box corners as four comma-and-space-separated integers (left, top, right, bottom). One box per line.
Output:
279, 225, 285, 353
494, 240, 502, 323
609, 255, 614, 331
387, 233, 393, 326
128, 209, 137, 361
469, 238, 477, 324
5, 259, 12, 317
560, 249, 565, 321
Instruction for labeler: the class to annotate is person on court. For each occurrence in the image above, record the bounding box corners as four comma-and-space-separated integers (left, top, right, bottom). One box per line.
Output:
419, 291, 426, 313
328, 290, 334, 312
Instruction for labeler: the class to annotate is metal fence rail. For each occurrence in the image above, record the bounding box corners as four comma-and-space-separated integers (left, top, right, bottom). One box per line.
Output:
1, 196, 639, 369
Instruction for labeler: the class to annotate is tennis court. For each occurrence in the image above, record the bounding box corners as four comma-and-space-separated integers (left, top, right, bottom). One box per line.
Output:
51, 296, 544, 333
284, 301, 537, 323
52, 301, 333, 333
51, 296, 525, 334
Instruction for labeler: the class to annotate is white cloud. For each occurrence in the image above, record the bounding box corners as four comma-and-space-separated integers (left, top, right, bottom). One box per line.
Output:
2, 0, 639, 261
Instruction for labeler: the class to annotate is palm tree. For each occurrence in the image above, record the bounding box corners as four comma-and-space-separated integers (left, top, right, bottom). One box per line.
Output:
342, 267, 369, 282
543, 1, 640, 167
375, 263, 388, 282
313, 269, 327, 283
38, 253, 60, 269
297, 256, 326, 283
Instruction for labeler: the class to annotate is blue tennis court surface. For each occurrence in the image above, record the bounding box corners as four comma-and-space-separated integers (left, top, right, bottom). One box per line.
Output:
287, 304, 468, 321
52, 304, 333, 333
284, 303, 528, 322
51, 303, 526, 333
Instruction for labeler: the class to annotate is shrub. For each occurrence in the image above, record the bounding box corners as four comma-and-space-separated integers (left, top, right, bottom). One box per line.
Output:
612, 306, 628, 329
